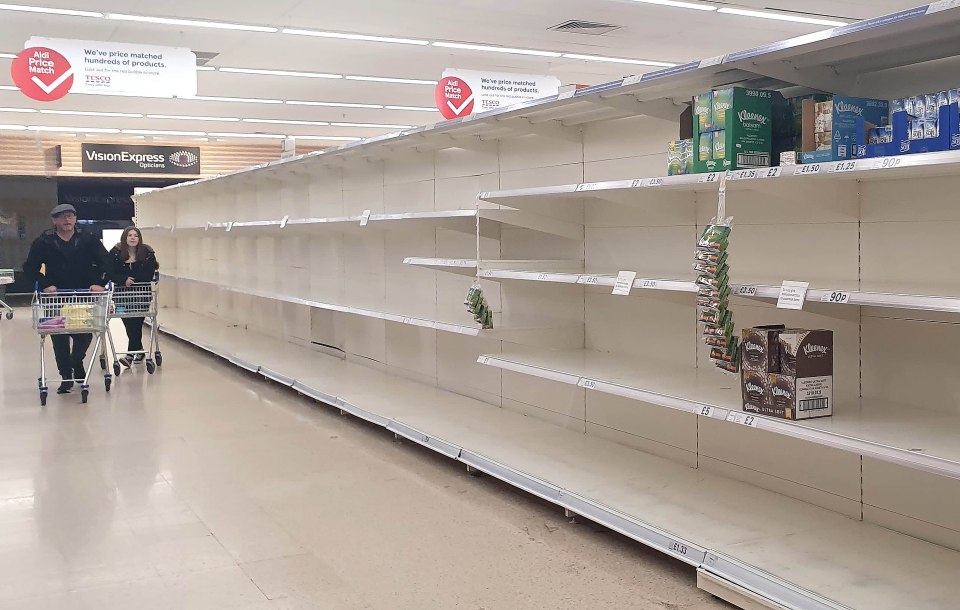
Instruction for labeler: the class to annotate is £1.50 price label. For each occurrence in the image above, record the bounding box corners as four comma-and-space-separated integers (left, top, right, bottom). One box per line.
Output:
796, 163, 821, 176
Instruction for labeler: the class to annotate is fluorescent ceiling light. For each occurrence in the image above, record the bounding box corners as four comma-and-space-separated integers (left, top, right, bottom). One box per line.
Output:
0, 85, 19, 91
281, 28, 428, 46
286, 100, 384, 109
208, 132, 287, 139
193, 96, 284, 104
105, 13, 278, 32
624, 0, 716, 10
243, 118, 330, 126
197, 66, 217, 71
0, 107, 37, 113
123, 129, 207, 136
220, 67, 342, 79
0, 3, 102, 17
0, 124, 27, 130
717, 7, 847, 26
385, 105, 437, 112
0, 52, 17, 59
562, 53, 675, 67
147, 114, 241, 121
28, 126, 121, 133
293, 135, 363, 141
329, 122, 413, 129
345, 76, 437, 85
432, 41, 561, 58
40, 109, 144, 118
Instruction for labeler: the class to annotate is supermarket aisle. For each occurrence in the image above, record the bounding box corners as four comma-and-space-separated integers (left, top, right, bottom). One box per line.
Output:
0, 312, 727, 610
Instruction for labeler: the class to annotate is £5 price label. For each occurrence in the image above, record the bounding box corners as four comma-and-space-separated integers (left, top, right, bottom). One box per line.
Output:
698, 406, 716, 418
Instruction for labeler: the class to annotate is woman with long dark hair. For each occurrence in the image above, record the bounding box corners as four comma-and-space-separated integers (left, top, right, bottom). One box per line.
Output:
110, 226, 159, 368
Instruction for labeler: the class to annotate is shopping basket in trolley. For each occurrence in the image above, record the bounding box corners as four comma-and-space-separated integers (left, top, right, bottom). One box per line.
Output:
0, 269, 13, 321
103, 278, 162, 376
32, 285, 113, 405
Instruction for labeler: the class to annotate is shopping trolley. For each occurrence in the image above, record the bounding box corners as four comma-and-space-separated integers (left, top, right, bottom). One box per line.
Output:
102, 276, 162, 377
32, 285, 113, 405
0, 269, 13, 321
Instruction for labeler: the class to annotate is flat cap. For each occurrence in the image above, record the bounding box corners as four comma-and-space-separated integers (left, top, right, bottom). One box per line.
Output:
50, 204, 77, 217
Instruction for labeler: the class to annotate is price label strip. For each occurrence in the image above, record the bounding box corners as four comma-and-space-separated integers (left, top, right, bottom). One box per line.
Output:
821, 290, 851, 305
726, 411, 759, 428
796, 163, 821, 176
830, 160, 858, 173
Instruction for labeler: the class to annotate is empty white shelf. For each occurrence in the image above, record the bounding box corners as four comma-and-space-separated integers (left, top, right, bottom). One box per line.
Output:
141, 209, 584, 241
154, 306, 960, 610
403, 258, 586, 278
478, 347, 960, 479
481, 150, 960, 210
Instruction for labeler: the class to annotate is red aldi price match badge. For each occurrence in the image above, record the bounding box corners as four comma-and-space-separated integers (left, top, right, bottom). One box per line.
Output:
12, 47, 74, 102
435, 76, 475, 120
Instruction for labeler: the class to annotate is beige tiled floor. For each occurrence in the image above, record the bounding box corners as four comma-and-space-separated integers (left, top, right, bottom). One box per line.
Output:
0, 314, 727, 609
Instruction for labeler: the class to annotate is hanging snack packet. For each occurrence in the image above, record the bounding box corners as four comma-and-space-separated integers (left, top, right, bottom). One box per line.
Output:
694, 261, 728, 279
695, 249, 728, 266
698, 224, 731, 252
710, 336, 739, 363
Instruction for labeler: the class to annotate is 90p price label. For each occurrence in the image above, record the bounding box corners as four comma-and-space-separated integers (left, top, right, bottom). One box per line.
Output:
821, 291, 851, 305
876, 157, 903, 170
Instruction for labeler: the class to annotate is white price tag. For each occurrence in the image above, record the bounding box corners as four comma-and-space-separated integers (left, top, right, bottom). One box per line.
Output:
736, 285, 759, 297
927, 0, 960, 14
558, 90, 576, 100
730, 169, 758, 181
796, 163, 821, 176
698, 406, 716, 418
698, 172, 720, 184
622, 75, 642, 87
402, 317, 412, 325
170, 225, 176, 233
579, 379, 598, 390
576, 183, 602, 192
280, 215, 290, 229
761, 167, 783, 179
226, 222, 234, 232
821, 290, 851, 305
875, 156, 903, 170
630, 179, 643, 188
360, 210, 372, 226
205, 222, 211, 231
777, 281, 810, 310
478, 356, 492, 365
612, 271, 638, 296
581, 276, 601, 286
698, 54, 726, 69
830, 160, 858, 173
536, 273, 549, 281
645, 177, 665, 188
726, 411, 759, 427
639, 279, 658, 289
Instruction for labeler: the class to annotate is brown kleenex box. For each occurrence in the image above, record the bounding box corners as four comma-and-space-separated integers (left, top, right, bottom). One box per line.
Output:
771, 329, 834, 420
741, 324, 785, 373
741, 369, 770, 413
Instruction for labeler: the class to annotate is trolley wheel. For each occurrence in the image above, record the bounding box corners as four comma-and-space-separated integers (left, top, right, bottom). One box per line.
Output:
146, 361, 156, 375
113, 363, 121, 377
40, 390, 47, 407
81, 389, 89, 404
99, 356, 107, 370
4, 311, 11, 320
105, 377, 112, 392
155, 352, 163, 367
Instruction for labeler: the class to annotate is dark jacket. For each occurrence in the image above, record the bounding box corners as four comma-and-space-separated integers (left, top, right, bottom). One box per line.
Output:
110, 244, 159, 285
23, 228, 111, 290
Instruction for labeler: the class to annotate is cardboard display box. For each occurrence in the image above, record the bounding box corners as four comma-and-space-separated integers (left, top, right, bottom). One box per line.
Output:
693, 87, 774, 173
740, 326, 834, 421
799, 96, 889, 163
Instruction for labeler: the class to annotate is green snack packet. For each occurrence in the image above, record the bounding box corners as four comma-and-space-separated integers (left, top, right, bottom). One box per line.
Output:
698, 224, 731, 251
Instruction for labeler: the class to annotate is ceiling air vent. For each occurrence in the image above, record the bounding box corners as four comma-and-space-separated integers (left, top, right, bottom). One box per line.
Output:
549, 20, 621, 35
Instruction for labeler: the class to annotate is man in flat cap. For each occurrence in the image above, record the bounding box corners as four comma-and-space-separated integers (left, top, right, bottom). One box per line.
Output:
23, 204, 111, 395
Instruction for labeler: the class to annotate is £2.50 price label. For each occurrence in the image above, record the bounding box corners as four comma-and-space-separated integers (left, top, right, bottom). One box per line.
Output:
736, 285, 758, 297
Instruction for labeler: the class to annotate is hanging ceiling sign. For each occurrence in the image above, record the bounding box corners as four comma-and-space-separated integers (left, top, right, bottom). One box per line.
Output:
435, 69, 561, 120
12, 37, 197, 101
